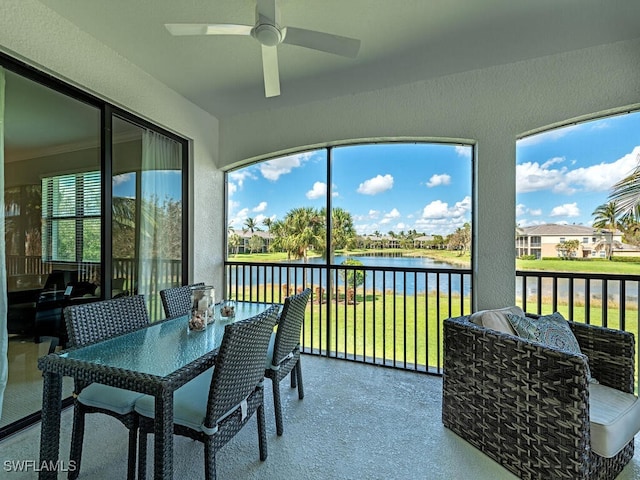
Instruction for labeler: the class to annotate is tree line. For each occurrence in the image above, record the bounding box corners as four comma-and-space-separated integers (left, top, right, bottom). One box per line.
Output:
228, 207, 472, 259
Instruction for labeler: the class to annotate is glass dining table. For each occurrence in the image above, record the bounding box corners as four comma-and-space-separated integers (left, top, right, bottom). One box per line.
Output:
37, 301, 278, 480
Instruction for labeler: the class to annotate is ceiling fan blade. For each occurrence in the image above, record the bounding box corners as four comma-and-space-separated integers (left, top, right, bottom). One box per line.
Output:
283, 27, 361, 58
256, 0, 278, 24
261, 45, 281, 98
165, 23, 252, 36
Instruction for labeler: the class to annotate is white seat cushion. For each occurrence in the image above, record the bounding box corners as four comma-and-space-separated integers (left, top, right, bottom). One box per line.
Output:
78, 384, 144, 416
589, 383, 640, 458
265, 332, 276, 369
135, 368, 214, 432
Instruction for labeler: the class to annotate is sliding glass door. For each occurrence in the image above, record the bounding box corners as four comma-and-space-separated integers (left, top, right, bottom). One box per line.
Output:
3, 69, 100, 430
112, 117, 183, 319
1, 60, 188, 436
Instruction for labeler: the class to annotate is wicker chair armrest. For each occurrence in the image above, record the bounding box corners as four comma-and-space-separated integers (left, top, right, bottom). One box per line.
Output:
568, 321, 635, 393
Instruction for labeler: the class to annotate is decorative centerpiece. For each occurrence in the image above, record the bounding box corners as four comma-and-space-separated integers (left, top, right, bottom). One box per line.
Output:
189, 285, 215, 331
220, 302, 235, 318
188, 313, 207, 331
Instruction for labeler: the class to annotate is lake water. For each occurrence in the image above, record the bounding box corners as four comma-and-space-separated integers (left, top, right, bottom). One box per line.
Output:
230, 254, 640, 302
231, 254, 472, 296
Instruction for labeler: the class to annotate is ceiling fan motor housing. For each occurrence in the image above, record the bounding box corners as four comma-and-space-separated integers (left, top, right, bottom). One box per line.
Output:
252, 22, 282, 46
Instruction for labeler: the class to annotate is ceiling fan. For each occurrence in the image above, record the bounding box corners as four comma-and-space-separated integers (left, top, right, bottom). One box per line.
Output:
165, 0, 361, 98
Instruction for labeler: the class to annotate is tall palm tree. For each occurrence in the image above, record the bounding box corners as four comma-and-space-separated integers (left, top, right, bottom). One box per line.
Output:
592, 201, 622, 231
275, 207, 323, 262
609, 151, 640, 222
243, 217, 261, 234
592, 201, 623, 260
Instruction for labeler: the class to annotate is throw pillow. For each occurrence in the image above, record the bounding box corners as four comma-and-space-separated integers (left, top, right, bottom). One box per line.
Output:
469, 306, 523, 335
507, 311, 594, 382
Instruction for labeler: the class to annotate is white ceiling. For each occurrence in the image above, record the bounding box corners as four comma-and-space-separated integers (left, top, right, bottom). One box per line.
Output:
35, 0, 640, 119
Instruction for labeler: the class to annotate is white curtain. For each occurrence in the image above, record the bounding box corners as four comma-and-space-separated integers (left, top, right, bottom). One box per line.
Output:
138, 129, 180, 302
0, 67, 7, 421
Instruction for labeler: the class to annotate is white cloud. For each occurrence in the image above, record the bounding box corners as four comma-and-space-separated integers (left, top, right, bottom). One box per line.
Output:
229, 207, 250, 229
357, 174, 394, 195
113, 173, 133, 186
227, 182, 237, 196
455, 146, 472, 158
550, 202, 580, 217
421, 196, 471, 220
385, 208, 401, 219
564, 147, 640, 192
422, 200, 450, 219
517, 146, 640, 195
426, 174, 451, 188
252, 201, 267, 213
306, 181, 326, 199
228, 169, 254, 188
516, 158, 569, 193
395, 222, 407, 230
368, 209, 380, 219
516, 203, 543, 217
259, 152, 313, 181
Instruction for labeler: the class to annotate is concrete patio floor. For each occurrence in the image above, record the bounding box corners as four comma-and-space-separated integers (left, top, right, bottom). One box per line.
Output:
2, 354, 640, 479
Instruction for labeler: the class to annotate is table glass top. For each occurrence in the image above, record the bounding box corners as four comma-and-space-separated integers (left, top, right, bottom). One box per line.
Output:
59, 301, 276, 378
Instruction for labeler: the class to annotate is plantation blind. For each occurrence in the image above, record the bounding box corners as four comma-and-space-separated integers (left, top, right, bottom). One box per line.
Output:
41, 171, 101, 263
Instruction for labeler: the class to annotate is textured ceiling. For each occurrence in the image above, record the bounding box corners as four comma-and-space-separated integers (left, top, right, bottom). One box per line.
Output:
35, 0, 640, 119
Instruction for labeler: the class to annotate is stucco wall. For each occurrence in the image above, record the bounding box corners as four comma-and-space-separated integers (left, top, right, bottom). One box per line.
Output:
1, 0, 639, 309
220, 39, 640, 309
0, 0, 223, 292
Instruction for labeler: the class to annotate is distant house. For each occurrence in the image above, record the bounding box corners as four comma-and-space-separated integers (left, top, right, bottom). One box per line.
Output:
516, 224, 624, 259
231, 231, 273, 254
413, 235, 434, 249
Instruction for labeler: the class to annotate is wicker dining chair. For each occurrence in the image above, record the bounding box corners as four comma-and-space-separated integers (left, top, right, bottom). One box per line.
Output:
159, 282, 205, 318
64, 295, 150, 480
264, 288, 311, 435
135, 305, 280, 480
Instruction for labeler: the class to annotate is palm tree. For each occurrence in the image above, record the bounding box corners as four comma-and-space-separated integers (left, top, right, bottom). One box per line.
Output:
592, 201, 622, 231
243, 217, 261, 234
274, 207, 324, 262
608, 151, 640, 222
592, 201, 623, 260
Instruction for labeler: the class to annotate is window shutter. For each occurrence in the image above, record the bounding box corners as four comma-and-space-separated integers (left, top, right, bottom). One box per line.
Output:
41, 171, 101, 263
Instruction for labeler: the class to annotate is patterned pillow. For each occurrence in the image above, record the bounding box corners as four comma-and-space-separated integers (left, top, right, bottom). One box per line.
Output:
507, 312, 594, 381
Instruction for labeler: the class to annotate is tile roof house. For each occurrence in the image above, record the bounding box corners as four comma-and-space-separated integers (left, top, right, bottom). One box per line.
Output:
516, 224, 624, 259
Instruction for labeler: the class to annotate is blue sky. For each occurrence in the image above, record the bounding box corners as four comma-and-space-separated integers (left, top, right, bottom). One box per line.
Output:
227, 110, 640, 237
516, 111, 640, 227
228, 143, 472, 236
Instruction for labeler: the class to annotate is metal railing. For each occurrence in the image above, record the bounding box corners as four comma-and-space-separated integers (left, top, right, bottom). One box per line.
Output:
225, 261, 472, 375
6, 255, 182, 320
227, 262, 640, 384
517, 269, 640, 390
516, 270, 640, 329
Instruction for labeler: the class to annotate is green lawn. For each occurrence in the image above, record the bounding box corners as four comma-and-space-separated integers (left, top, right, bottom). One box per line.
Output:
228, 248, 640, 274
227, 249, 640, 384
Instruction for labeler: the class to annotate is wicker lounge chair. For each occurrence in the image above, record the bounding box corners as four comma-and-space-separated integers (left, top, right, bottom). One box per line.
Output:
135, 304, 279, 480
159, 282, 204, 318
265, 288, 311, 435
443, 313, 640, 480
63, 295, 150, 480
